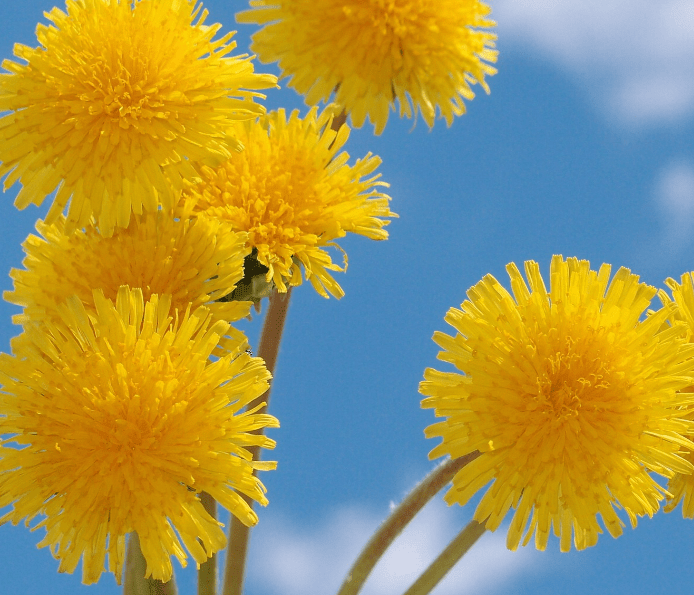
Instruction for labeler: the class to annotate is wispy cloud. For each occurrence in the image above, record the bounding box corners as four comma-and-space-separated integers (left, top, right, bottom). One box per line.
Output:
247, 499, 540, 595
654, 161, 694, 246
490, 0, 694, 126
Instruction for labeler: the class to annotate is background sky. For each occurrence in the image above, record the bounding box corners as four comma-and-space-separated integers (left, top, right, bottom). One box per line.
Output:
1, 1, 694, 594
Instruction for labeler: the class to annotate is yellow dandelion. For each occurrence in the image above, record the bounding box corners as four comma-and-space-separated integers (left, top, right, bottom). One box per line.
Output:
661, 272, 694, 517
419, 255, 694, 552
0, 287, 278, 584
0, 0, 277, 236
5, 211, 252, 332
237, 0, 498, 134
181, 107, 395, 299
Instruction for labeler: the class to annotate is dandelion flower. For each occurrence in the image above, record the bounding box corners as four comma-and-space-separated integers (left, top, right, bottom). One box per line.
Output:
661, 272, 694, 517
181, 107, 395, 298
237, 0, 498, 134
0, 287, 278, 584
5, 211, 252, 331
0, 0, 276, 236
420, 255, 694, 552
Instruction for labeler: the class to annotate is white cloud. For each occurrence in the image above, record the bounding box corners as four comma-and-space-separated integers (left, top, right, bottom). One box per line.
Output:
247, 499, 539, 595
247, 505, 373, 595
626, 161, 694, 274
653, 161, 694, 246
656, 162, 694, 216
490, 0, 694, 126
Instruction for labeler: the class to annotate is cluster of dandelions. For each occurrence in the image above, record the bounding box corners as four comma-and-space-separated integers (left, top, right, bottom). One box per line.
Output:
5, 0, 694, 593
0, 0, 395, 586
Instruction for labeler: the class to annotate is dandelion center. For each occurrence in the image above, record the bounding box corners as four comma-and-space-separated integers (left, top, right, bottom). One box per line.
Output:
65, 347, 205, 484
532, 328, 626, 422
342, 1, 421, 42
202, 140, 324, 263
95, 56, 158, 125
539, 349, 593, 421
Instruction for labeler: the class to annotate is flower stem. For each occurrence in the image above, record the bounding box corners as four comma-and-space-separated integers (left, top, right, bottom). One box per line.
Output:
124, 532, 178, 595
222, 287, 293, 595
198, 492, 218, 595
335, 452, 480, 595
402, 520, 486, 595
221, 108, 344, 595
252, 287, 293, 411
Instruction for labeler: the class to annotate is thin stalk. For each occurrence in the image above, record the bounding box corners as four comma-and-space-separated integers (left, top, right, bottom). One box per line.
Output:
222, 287, 293, 595
124, 533, 177, 595
251, 287, 293, 414
402, 520, 486, 595
336, 452, 480, 595
197, 492, 218, 595
221, 105, 344, 595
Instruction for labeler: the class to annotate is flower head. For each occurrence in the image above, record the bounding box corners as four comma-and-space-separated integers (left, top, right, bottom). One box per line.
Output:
0, 287, 277, 584
420, 256, 694, 552
5, 211, 252, 334
237, 0, 497, 134
661, 273, 694, 517
0, 0, 276, 236
180, 107, 395, 298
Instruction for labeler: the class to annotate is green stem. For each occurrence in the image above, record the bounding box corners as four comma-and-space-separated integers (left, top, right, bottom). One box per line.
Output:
222, 287, 293, 595
336, 452, 480, 595
124, 532, 177, 595
402, 520, 486, 595
198, 492, 218, 595
221, 492, 254, 595
252, 287, 293, 408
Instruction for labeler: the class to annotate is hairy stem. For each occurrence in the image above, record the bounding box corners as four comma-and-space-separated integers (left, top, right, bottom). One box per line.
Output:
336, 452, 480, 595
222, 288, 293, 595
220, 106, 344, 595
124, 533, 177, 595
402, 520, 486, 595
197, 492, 218, 595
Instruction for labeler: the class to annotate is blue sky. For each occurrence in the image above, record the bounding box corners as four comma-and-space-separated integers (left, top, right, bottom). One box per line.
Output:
2, 1, 694, 594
